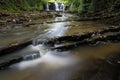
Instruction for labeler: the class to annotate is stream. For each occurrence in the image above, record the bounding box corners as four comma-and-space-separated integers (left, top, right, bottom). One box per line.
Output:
0, 14, 120, 80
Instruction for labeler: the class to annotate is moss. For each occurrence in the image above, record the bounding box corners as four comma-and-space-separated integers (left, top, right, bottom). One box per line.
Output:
0, 0, 46, 12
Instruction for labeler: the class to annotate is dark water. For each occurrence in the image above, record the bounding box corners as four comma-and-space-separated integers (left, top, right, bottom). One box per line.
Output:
0, 15, 120, 80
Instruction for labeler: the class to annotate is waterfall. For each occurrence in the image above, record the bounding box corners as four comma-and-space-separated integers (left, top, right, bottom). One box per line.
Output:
46, 3, 49, 11
61, 3, 65, 12
47, 2, 65, 11
55, 2, 59, 11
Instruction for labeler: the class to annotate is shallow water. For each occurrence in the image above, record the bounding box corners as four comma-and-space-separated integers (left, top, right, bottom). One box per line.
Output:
0, 15, 120, 80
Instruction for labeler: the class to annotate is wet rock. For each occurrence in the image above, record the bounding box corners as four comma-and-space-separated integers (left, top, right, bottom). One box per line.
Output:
56, 14, 62, 17
0, 41, 32, 56
46, 33, 93, 46
0, 52, 40, 70
52, 41, 89, 51
0, 11, 57, 26
105, 52, 120, 66
51, 33, 120, 51
99, 27, 120, 34
12, 19, 16, 23
45, 26, 120, 48
0, 12, 10, 18
0, 57, 23, 70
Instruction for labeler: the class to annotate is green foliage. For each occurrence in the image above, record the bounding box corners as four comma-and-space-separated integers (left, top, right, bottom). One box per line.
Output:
0, 0, 119, 13
68, 0, 120, 13
68, 0, 88, 13
0, 0, 46, 12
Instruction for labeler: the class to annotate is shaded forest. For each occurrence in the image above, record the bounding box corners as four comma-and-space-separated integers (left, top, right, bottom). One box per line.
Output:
0, 0, 120, 13
68, 0, 120, 25
0, 0, 120, 25
0, 0, 46, 11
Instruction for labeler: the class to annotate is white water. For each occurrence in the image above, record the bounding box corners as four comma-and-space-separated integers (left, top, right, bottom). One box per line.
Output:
7, 16, 73, 68
60, 3, 65, 12
0, 49, 79, 80
55, 2, 59, 11
46, 2, 65, 11
1, 42, 79, 80
32, 17, 69, 44
10, 51, 78, 70
45, 22, 69, 38
46, 3, 49, 11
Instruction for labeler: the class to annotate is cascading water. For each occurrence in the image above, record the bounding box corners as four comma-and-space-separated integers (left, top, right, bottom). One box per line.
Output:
23, 53, 40, 61
0, 14, 81, 80
0, 12, 120, 80
55, 2, 60, 11
32, 38, 38, 46
60, 3, 65, 12
46, 3, 49, 11
46, 2, 65, 11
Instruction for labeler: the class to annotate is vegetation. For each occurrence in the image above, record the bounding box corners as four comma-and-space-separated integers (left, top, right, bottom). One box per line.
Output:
0, 0, 120, 13
0, 0, 69, 12
0, 0, 119, 25
67, 0, 120, 25
0, 0, 46, 12
68, 0, 120, 13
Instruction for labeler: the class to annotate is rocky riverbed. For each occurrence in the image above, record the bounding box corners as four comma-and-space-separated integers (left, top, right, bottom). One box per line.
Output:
0, 13, 120, 80
0, 11, 63, 26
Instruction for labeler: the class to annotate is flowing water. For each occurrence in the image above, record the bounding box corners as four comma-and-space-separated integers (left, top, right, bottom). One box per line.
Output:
46, 3, 49, 11
0, 14, 120, 80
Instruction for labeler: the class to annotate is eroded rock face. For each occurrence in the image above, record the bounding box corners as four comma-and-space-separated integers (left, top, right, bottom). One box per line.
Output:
0, 41, 32, 56
0, 11, 56, 26
0, 53, 40, 70
43, 26, 120, 51
0, 57, 23, 70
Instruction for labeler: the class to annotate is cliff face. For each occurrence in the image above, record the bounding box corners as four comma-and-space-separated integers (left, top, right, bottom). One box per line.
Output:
0, 0, 45, 12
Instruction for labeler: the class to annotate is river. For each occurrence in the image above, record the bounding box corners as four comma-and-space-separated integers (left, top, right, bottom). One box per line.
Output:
0, 14, 120, 80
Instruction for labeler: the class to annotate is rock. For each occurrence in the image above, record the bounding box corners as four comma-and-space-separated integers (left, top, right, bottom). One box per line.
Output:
6, 19, 12, 23
0, 41, 32, 56
12, 19, 16, 23
105, 52, 120, 66
0, 20, 6, 23
0, 11, 57, 26
0, 57, 23, 70
0, 52, 41, 70
56, 14, 62, 17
